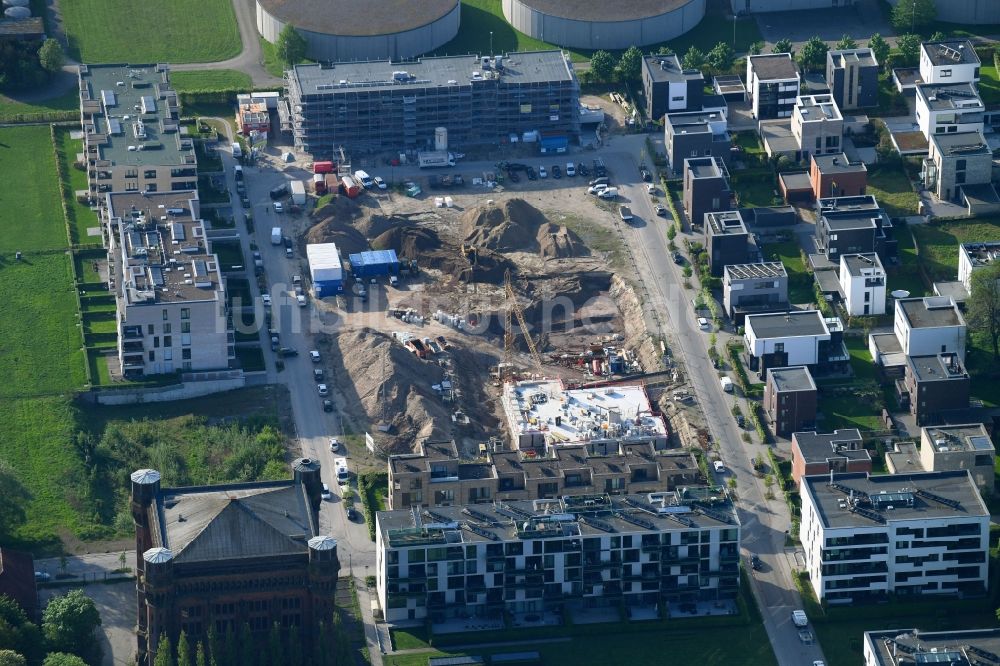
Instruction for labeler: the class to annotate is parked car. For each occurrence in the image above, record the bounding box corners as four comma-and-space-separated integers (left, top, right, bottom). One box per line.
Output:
577, 163, 589, 177
373, 176, 387, 189
321, 483, 332, 500
672, 252, 684, 264
297, 294, 307, 307
698, 317, 710, 330
654, 204, 666, 216
346, 506, 359, 520
279, 347, 297, 357
274, 202, 284, 214
34, 571, 51, 582
713, 460, 725, 473
589, 176, 609, 187
640, 168, 652, 182
310, 350, 321, 363
283, 236, 292, 249
314, 368, 324, 380
261, 294, 272, 307
329, 437, 341, 452
538, 166, 547, 178
750, 554, 762, 571
526, 166, 537, 180
323, 400, 334, 412
317, 383, 329, 396
646, 183, 656, 194
552, 165, 562, 178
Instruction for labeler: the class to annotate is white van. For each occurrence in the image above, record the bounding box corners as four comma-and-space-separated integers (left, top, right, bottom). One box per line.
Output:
720, 376, 734, 393
354, 170, 374, 188
334, 457, 349, 484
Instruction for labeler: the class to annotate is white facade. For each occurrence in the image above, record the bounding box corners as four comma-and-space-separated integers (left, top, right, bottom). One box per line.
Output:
666, 79, 690, 113
919, 41, 981, 84
914, 84, 984, 140
893, 296, 967, 360
800, 472, 990, 603
840, 253, 886, 316
958, 241, 1000, 290
743, 311, 836, 367
746, 54, 800, 120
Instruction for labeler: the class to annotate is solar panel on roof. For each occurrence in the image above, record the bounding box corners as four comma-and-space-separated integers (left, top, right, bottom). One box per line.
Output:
915, 650, 964, 663
970, 436, 993, 451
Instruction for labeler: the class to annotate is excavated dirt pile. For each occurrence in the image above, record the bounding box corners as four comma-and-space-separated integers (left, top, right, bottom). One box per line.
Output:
371, 225, 441, 257
460, 198, 586, 259
536, 222, 588, 259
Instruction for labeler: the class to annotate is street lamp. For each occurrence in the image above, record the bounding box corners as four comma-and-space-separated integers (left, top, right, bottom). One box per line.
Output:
733, 13, 736, 49
911, 0, 916, 33
490, 31, 494, 56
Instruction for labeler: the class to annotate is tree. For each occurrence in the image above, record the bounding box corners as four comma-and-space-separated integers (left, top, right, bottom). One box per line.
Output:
195, 642, 207, 666
896, 33, 922, 66
656, 45, 674, 56
0, 651, 25, 666
772, 39, 794, 56
891, 0, 937, 32
37, 39, 63, 74
153, 634, 174, 666
267, 623, 282, 666
237, 624, 253, 666
929, 31, 947, 42
588, 50, 615, 82
707, 42, 735, 72
835, 34, 857, 50
0, 462, 29, 540
275, 24, 307, 67
968, 265, 1000, 360
798, 36, 829, 73
682, 46, 706, 71
42, 655, 86, 666
286, 626, 302, 666
615, 46, 643, 82
177, 631, 192, 666
41, 590, 101, 662
748, 41, 764, 56
868, 33, 890, 70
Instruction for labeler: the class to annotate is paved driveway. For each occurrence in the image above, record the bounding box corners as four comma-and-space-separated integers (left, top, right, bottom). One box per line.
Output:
756, 0, 895, 50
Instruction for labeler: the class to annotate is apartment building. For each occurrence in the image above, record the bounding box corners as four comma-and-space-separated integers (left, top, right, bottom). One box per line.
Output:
105, 191, 231, 378
765, 366, 818, 437
810, 153, 867, 200
914, 82, 984, 140
840, 253, 886, 316
826, 48, 879, 111
744, 310, 848, 376
800, 471, 990, 603
78, 64, 197, 204
919, 39, 980, 85
958, 241, 1000, 290
865, 628, 1000, 666
386, 440, 702, 510
683, 156, 731, 228
918, 424, 995, 491
375, 489, 741, 623
723, 262, 789, 324
641, 54, 704, 121
901, 353, 971, 426
704, 210, 754, 277
791, 429, 869, 486
893, 296, 966, 360
746, 54, 800, 119
284, 51, 580, 157
816, 195, 895, 264
664, 109, 729, 176
924, 130, 994, 204
791, 94, 843, 163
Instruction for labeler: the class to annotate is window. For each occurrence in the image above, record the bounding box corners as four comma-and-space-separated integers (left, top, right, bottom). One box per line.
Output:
671, 95, 685, 102
148, 351, 155, 361
163, 335, 172, 347
147, 324, 154, 335
163, 323, 171, 334
181, 308, 190, 320
183, 361, 192, 371
153, 337, 159, 348
941, 69, 952, 78
181, 322, 190, 333
974, 66, 981, 79
144, 169, 157, 179
826, 136, 839, 148
956, 172, 966, 184
956, 159, 967, 171
162, 309, 168, 321
125, 169, 138, 178
164, 349, 172, 361
182, 348, 192, 360
146, 183, 157, 193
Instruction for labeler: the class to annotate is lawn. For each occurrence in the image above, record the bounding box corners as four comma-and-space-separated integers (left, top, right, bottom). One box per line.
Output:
980, 65, 1000, 107
912, 218, 1000, 281
235, 345, 266, 372
845, 336, 876, 383
760, 240, 814, 303
818, 395, 883, 432
866, 164, 919, 219
54, 127, 102, 246
60, 0, 241, 64
170, 70, 253, 93
0, 126, 68, 252
0, 254, 87, 398
731, 172, 780, 208
260, 36, 313, 78
0, 88, 80, 122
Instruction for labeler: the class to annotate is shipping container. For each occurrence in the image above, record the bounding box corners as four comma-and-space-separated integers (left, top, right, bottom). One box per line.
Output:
325, 173, 340, 194
341, 175, 361, 198
349, 249, 400, 278
306, 242, 344, 296
313, 161, 335, 174
290, 180, 306, 205
313, 173, 327, 194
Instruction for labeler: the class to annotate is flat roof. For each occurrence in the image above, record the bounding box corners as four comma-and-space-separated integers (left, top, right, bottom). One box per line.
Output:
714, 74, 746, 94
643, 54, 703, 84
818, 194, 881, 214
706, 210, 747, 236
813, 267, 843, 295
823, 215, 877, 231
724, 262, 787, 281
812, 152, 866, 175
922, 39, 980, 67
78, 64, 192, 169
961, 183, 1000, 208
961, 241, 1000, 270
665, 109, 725, 129
907, 353, 967, 383
290, 50, 574, 96
793, 429, 868, 464
760, 119, 798, 154
501, 380, 667, 446
746, 310, 830, 339
897, 296, 963, 329
922, 423, 994, 454
779, 171, 812, 192
829, 48, 878, 69
256, 0, 457, 37
0, 17, 44, 36
842, 253, 884, 276
488, 445, 698, 483
106, 191, 222, 305
891, 129, 930, 154
796, 94, 842, 122
801, 471, 988, 530
767, 365, 816, 392
933, 280, 970, 303
915, 81, 983, 111
931, 129, 990, 156
748, 53, 799, 81
866, 628, 1000, 666
684, 156, 724, 179
377, 488, 739, 547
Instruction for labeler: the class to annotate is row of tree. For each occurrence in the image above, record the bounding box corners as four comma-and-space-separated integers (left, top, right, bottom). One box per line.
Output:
0, 38, 63, 92
0, 591, 102, 666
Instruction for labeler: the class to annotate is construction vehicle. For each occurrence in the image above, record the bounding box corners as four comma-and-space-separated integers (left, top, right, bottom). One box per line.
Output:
501, 270, 544, 383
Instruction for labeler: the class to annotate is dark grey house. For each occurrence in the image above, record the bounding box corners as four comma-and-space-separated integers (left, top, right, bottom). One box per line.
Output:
901, 353, 971, 426
826, 48, 879, 111
705, 210, 753, 277
642, 54, 705, 122
765, 366, 818, 437
683, 156, 731, 229
816, 195, 896, 263
723, 262, 789, 324
664, 109, 730, 176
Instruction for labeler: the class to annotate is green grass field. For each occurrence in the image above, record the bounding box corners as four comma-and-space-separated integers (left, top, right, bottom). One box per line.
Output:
980, 65, 1000, 106
0, 89, 80, 122
60, 0, 241, 64
54, 127, 102, 245
818, 395, 883, 432
761, 240, 814, 303
170, 70, 253, 93
912, 218, 1000, 281
866, 164, 920, 218
0, 126, 69, 252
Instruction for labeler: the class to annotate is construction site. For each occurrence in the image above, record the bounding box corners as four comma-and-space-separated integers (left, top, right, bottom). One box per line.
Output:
282, 181, 708, 462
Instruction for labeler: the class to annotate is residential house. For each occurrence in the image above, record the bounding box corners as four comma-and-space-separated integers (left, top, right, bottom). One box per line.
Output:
790, 428, 868, 486
839, 253, 886, 316
887, 423, 995, 493
791, 94, 843, 163
892, 296, 967, 360
746, 53, 800, 119
723, 262, 790, 324
816, 195, 895, 264
683, 156, 731, 228
764, 366, 818, 437
914, 82, 984, 141
919, 39, 980, 85
642, 54, 705, 122
704, 210, 753, 277
900, 353, 971, 426
959, 241, 1000, 290
664, 109, 729, 176
826, 48, 879, 111
743, 310, 848, 376
924, 130, 997, 209
800, 471, 989, 603
810, 153, 867, 201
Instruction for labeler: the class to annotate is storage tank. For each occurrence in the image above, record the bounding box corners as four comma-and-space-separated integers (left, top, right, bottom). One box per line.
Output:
434, 126, 448, 152
4, 6, 30, 18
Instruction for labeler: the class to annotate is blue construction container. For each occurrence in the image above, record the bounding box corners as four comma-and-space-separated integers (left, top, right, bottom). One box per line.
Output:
539, 134, 568, 154
349, 249, 400, 278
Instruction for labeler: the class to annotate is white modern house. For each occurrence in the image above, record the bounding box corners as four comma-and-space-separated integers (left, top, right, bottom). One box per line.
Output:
892, 296, 967, 360
746, 53, 800, 120
743, 310, 848, 375
800, 471, 990, 603
958, 241, 1000, 290
914, 82, 984, 141
918, 39, 981, 85
839, 253, 886, 316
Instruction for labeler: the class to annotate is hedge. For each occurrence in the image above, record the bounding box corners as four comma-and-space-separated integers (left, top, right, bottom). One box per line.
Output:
358, 471, 388, 542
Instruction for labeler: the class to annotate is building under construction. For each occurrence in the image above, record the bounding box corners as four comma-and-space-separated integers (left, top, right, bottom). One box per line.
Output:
284, 50, 580, 157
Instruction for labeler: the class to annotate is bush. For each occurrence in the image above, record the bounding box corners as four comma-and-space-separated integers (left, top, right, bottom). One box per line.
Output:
358, 471, 388, 542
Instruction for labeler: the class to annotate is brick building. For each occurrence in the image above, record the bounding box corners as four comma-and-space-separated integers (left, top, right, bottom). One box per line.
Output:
791, 429, 870, 486
810, 153, 866, 201
764, 365, 818, 437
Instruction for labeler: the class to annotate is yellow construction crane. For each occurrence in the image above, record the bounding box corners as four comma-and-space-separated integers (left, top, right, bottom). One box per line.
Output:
504, 269, 544, 372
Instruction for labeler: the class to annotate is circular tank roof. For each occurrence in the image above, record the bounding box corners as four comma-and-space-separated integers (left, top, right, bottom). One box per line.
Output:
515, 0, 691, 21
308, 535, 338, 551
143, 547, 174, 564
3, 0, 30, 8
131, 469, 162, 484
257, 0, 457, 37
4, 6, 31, 18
